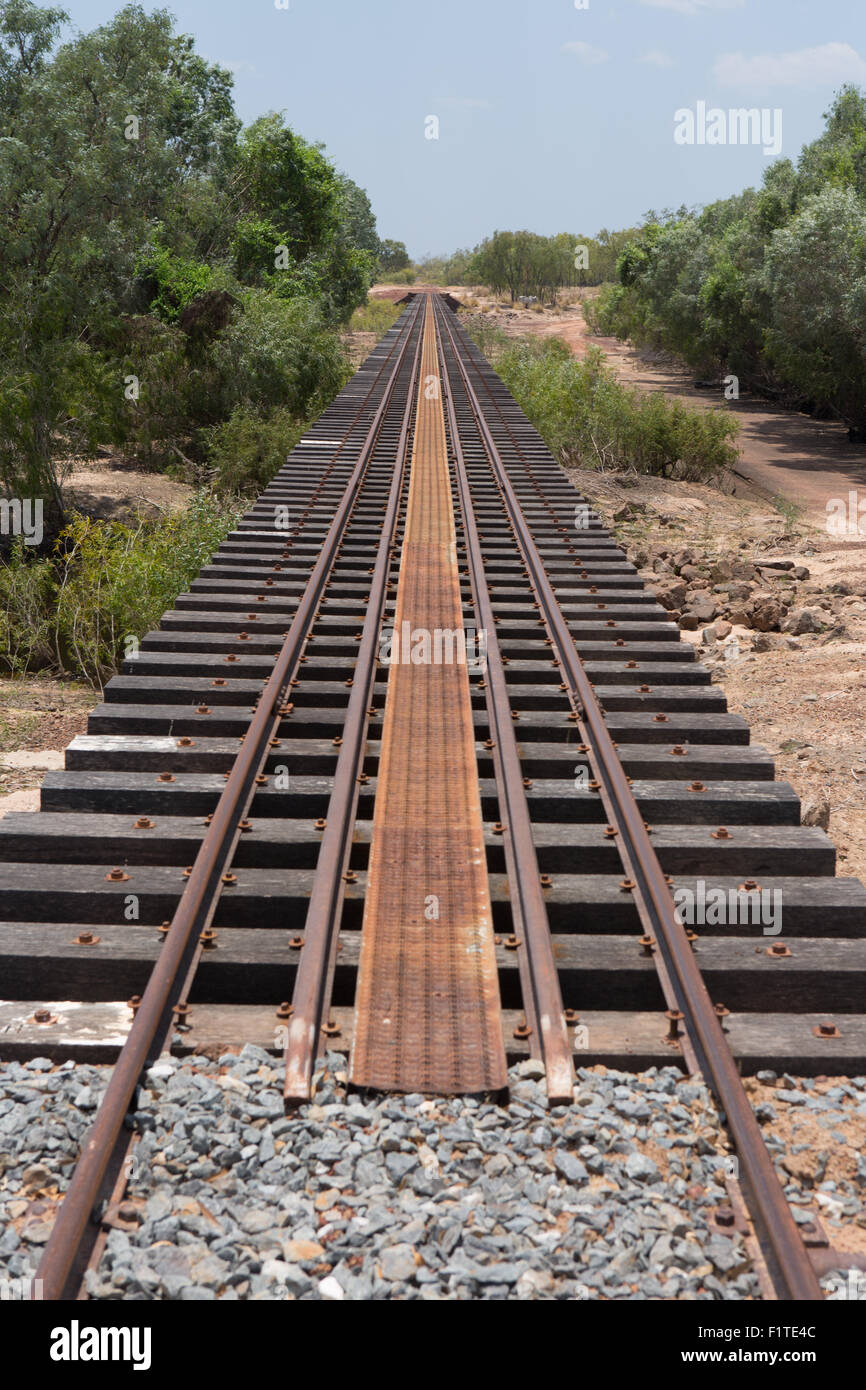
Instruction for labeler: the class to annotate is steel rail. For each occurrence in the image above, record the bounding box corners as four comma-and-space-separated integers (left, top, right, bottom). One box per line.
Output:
284, 316, 425, 1101
37, 299, 425, 1300
434, 301, 574, 1104
435, 298, 821, 1301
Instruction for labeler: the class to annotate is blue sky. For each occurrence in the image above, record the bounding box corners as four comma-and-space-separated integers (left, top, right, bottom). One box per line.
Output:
64, 0, 866, 256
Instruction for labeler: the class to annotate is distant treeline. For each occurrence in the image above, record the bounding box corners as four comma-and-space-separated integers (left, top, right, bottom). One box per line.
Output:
587, 86, 866, 439
378, 230, 637, 300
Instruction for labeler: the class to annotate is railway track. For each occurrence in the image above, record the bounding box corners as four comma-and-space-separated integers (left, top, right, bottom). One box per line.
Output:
3, 292, 865, 1300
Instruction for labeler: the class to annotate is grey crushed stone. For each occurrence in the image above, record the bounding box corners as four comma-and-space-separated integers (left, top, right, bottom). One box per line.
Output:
0, 1053, 863, 1300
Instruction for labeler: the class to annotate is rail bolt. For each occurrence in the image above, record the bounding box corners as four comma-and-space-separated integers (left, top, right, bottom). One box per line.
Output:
134, 817, 154, 830
197, 705, 211, 715
221, 873, 238, 886
33, 1008, 54, 1024
492, 822, 506, 835
177, 737, 195, 747
276, 1002, 293, 1020
290, 937, 305, 950
564, 1009, 580, 1025
814, 1022, 840, 1039
619, 879, 636, 892
504, 936, 521, 950
105, 867, 130, 882
74, 931, 99, 946
604, 825, 618, 838
653, 713, 669, 723
665, 1009, 684, 1043
738, 880, 760, 893
767, 942, 791, 958
211, 680, 226, 687
639, 936, 655, 956
670, 745, 687, 756
239, 819, 252, 832
688, 781, 706, 793
343, 870, 358, 884
711, 827, 732, 840
539, 874, 553, 889
513, 1019, 532, 1040
314, 818, 327, 830
200, 929, 218, 950
321, 1019, 341, 1037
128, 995, 142, 1014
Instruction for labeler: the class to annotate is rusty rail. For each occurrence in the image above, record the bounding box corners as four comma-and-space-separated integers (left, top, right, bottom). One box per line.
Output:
433, 296, 822, 1302
284, 312, 425, 1100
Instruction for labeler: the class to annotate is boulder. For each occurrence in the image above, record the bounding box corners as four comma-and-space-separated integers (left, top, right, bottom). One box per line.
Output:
746, 596, 782, 632
783, 607, 824, 635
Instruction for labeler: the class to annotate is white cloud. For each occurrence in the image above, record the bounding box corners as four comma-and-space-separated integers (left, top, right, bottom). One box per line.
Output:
639, 0, 743, 13
714, 42, 866, 88
639, 49, 676, 68
562, 41, 609, 66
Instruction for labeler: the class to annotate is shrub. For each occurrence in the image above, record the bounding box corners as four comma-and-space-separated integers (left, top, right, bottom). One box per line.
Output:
471, 333, 738, 482
348, 298, 401, 335
203, 406, 307, 494
0, 493, 244, 688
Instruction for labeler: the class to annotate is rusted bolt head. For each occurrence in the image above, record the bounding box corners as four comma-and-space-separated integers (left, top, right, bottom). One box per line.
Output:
314, 818, 326, 831
653, 713, 669, 723
182, 866, 192, 878
105, 867, 130, 882
174, 1002, 190, 1021
504, 935, 521, 950
276, 1001, 293, 1019
711, 827, 731, 840
221, 873, 237, 886
158, 921, 171, 937
540, 874, 552, 888
343, 870, 358, 884
564, 1009, 580, 1025
638, 684, 651, 693
671, 745, 687, 756
767, 942, 791, 958
619, 878, 636, 892
665, 1009, 683, 1042
714, 1003, 730, 1018
290, 936, 305, 949
33, 1007, 53, 1024
738, 879, 759, 892
211, 679, 225, 687
492, 821, 506, 835
604, 825, 618, 838
200, 929, 217, 949
197, 705, 211, 715
134, 817, 154, 830
484, 739, 495, 750
688, 780, 706, 793
513, 1020, 532, 1040
177, 737, 194, 747
128, 995, 141, 1014
321, 1019, 341, 1037
814, 1022, 840, 1039
75, 930, 99, 946
238, 819, 252, 832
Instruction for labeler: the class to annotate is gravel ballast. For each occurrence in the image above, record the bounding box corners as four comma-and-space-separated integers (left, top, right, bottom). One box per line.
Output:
0, 1052, 864, 1300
